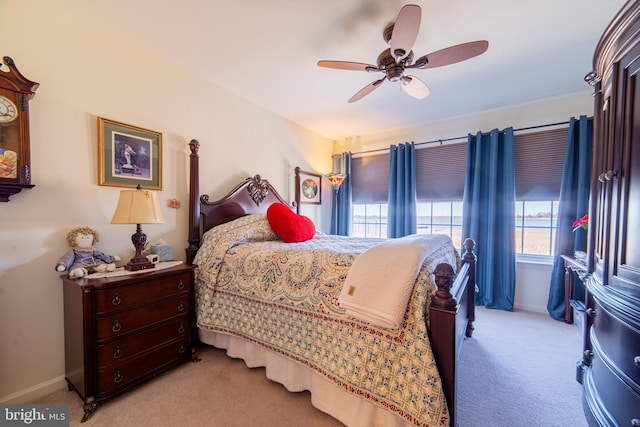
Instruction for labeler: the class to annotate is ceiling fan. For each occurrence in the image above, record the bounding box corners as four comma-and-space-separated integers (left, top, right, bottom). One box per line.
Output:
317, 4, 489, 103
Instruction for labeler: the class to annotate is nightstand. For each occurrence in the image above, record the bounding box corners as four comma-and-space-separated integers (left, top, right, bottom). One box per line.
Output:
62, 263, 197, 422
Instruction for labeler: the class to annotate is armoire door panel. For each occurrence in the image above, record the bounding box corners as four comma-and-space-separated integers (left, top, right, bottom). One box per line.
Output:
612, 50, 640, 296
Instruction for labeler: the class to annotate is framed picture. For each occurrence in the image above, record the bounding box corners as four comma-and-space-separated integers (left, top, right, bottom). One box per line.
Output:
98, 117, 162, 190
295, 167, 321, 206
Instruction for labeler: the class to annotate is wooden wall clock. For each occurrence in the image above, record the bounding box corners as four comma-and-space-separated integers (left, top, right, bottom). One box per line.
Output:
0, 56, 39, 202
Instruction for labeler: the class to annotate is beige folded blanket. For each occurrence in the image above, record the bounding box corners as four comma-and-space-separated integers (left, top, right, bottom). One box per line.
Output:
338, 234, 451, 329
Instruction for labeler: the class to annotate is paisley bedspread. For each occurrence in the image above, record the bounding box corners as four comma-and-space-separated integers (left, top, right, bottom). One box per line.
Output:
193, 214, 460, 427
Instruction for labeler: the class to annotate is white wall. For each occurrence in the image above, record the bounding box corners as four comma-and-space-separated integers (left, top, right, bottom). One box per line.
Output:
0, 1, 332, 403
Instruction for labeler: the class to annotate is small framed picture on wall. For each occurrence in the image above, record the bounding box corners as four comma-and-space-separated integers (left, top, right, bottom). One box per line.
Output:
295, 167, 321, 206
97, 117, 162, 190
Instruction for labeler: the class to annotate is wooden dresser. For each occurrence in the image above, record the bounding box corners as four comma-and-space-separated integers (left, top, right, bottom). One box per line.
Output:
579, 1, 640, 425
62, 263, 196, 422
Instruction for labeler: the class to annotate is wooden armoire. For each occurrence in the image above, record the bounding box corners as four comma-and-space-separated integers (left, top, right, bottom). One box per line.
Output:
579, 1, 640, 425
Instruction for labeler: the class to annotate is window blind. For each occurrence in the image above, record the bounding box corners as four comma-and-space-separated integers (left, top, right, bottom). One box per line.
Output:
352, 153, 389, 204
415, 143, 467, 201
350, 125, 569, 204
514, 127, 568, 200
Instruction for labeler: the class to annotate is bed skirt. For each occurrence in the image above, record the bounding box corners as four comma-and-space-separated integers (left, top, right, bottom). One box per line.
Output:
199, 329, 414, 427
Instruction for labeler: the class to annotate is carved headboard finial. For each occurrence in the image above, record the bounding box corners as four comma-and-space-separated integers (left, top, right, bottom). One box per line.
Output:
247, 174, 270, 206
189, 139, 200, 155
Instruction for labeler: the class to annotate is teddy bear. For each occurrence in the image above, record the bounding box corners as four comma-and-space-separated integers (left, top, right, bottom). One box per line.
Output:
55, 226, 121, 278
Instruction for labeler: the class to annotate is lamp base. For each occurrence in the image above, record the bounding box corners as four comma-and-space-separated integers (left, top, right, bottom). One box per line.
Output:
124, 223, 154, 271
124, 257, 155, 271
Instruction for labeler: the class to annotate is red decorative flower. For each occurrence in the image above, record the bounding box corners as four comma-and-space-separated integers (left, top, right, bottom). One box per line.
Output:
572, 214, 588, 232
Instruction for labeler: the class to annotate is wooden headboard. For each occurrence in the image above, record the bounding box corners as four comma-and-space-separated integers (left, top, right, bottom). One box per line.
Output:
186, 140, 289, 262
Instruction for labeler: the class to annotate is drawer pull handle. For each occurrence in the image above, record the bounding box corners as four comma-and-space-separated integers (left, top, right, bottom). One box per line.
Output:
112, 320, 121, 333
632, 419, 640, 426
177, 279, 185, 290
111, 293, 121, 306
177, 302, 185, 312
634, 356, 640, 368
113, 346, 122, 359
178, 324, 185, 334
178, 344, 186, 354
585, 308, 596, 318
113, 371, 123, 384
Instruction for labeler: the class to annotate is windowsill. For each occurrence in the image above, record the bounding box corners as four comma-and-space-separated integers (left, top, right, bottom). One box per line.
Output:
516, 253, 554, 266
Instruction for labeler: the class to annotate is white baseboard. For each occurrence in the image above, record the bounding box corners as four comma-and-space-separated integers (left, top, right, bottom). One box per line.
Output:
0, 376, 67, 404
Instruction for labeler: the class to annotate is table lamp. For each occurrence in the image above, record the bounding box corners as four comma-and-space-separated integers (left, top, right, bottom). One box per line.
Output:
111, 185, 165, 271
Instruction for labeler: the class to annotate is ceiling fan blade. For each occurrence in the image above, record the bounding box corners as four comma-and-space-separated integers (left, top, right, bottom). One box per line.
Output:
348, 77, 386, 103
390, 4, 421, 59
413, 40, 489, 69
401, 75, 430, 99
317, 60, 377, 72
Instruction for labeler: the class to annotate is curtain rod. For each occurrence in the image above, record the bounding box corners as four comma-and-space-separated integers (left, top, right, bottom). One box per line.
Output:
350, 119, 573, 156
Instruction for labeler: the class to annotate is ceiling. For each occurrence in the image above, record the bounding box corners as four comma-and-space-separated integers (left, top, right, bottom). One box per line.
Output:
61, 0, 625, 140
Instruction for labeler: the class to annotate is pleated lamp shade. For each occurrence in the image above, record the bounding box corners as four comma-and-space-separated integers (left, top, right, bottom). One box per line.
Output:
111, 187, 165, 271
111, 188, 165, 225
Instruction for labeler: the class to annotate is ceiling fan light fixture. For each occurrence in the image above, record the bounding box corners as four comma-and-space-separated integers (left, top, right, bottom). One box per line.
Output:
317, 4, 488, 103
387, 66, 404, 82
401, 75, 430, 99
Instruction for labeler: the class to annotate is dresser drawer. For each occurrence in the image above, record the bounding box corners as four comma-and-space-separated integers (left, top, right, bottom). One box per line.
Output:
95, 296, 190, 341
592, 299, 640, 386
96, 317, 190, 368
589, 345, 640, 426
94, 272, 191, 315
96, 338, 190, 398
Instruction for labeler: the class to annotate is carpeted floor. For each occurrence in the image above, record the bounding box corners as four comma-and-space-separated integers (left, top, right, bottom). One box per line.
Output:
37, 307, 587, 426
456, 307, 587, 427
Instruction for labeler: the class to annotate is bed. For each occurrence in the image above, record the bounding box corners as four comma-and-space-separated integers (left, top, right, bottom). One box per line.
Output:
185, 140, 476, 427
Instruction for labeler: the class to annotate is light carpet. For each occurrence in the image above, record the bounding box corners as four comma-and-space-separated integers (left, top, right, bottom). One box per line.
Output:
36, 307, 587, 426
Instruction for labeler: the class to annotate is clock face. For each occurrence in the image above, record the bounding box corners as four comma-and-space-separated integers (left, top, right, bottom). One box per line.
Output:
0, 95, 18, 123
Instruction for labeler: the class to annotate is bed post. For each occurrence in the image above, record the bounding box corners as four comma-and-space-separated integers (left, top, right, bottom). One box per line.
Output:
428, 238, 476, 427
186, 139, 200, 264
463, 238, 476, 338
429, 265, 458, 426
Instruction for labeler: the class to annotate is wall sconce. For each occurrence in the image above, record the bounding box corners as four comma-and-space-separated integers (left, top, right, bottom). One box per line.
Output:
326, 173, 346, 192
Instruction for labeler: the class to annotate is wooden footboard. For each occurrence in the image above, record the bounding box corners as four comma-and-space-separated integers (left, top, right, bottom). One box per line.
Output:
429, 238, 476, 427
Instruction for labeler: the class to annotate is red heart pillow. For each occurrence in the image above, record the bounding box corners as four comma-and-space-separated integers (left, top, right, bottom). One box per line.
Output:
267, 203, 316, 243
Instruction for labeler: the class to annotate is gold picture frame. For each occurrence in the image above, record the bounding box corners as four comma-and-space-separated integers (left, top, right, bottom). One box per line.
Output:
98, 117, 162, 190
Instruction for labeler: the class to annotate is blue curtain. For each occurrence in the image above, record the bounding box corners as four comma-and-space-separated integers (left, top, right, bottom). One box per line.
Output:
462, 128, 516, 310
331, 152, 352, 236
388, 142, 417, 238
547, 116, 593, 320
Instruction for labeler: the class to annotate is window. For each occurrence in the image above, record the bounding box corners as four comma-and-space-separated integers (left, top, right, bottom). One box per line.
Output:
349, 125, 569, 257
351, 143, 466, 244
352, 202, 463, 248
513, 127, 567, 256
515, 201, 559, 256
416, 202, 463, 249
352, 204, 388, 238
